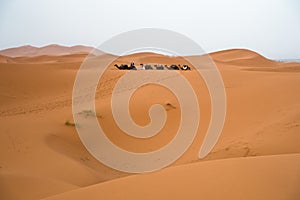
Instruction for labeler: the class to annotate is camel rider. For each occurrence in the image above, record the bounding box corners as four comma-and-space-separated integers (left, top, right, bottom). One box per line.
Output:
130, 61, 135, 68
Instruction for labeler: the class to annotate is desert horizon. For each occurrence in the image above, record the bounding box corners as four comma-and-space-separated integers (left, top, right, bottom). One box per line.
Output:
0, 43, 299, 199
1, 44, 300, 61
2, 0, 300, 199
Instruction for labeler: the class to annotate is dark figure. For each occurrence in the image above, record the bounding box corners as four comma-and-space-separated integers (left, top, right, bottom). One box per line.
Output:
114, 63, 136, 70
129, 61, 137, 70
181, 65, 191, 70
114, 64, 129, 70
140, 63, 144, 70
166, 64, 180, 70
154, 64, 164, 70
144, 64, 153, 70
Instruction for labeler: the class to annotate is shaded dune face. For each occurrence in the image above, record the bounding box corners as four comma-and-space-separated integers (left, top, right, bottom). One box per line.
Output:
0, 48, 299, 200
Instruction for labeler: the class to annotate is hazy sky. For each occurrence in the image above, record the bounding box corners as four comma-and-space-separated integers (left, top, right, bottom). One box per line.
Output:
0, 0, 299, 59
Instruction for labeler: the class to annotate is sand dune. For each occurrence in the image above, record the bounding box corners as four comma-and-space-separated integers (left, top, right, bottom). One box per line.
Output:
4, 53, 90, 64
0, 44, 103, 58
210, 49, 269, 62
211, 49, 300, 72
210, 49, 276, 69
44, 153, 300, 200
0, 48, 299, 199
0, 55, 14, 63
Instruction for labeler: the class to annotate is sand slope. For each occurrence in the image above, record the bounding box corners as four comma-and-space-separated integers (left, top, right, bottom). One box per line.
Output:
0, 48, 299, 199
44, 153, 300, 200
0, 45, 103, 58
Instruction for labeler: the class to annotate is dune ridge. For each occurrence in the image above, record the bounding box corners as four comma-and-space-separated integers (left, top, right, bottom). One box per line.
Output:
0, 48, 299, 199
0, 44, 103, 58
43, 153, 300, 200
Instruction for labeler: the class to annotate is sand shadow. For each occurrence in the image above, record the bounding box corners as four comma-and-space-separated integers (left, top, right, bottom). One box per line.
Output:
44, 131, 129, 183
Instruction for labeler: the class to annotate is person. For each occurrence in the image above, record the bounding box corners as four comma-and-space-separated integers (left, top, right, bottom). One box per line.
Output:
130, 61, 135, 68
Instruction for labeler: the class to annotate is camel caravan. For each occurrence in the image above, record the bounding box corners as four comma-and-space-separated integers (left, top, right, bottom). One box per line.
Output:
114, 61, 191, 71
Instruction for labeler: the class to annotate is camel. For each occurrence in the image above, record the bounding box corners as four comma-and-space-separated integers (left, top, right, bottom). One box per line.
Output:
166, 64, 180, 70
154, 64, 164, 70
140, 64, 153, 70
114, 63, 137, 70
181, 65, 190, 70
140, 63, 144, 70
115, 63, 188, 71
145, 64, 153, 70
114, 64, 129, 70
129, 61, 137, 70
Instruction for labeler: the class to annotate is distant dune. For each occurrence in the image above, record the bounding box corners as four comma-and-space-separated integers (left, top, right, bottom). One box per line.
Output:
0, 48, 299, 200
209, 49, 276, 67
210, 49, 268, 61
0, 44, 103, 58
0, 55, 14, 63
210, 49, 300, 71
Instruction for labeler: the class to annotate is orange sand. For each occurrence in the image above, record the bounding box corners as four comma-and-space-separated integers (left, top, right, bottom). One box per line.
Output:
0, 47, 299, 200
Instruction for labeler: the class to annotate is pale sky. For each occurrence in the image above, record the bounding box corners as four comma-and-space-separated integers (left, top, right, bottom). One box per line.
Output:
0, 0, 299, 59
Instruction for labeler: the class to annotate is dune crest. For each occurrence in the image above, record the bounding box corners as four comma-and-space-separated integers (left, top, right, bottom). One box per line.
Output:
43, 154, 300, 200
0, 44, 103, 58
0, 48, 299, 199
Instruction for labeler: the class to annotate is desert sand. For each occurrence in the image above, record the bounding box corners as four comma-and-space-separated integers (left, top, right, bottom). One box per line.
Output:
0, 44, 103, 58
0, 47, 299, 200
